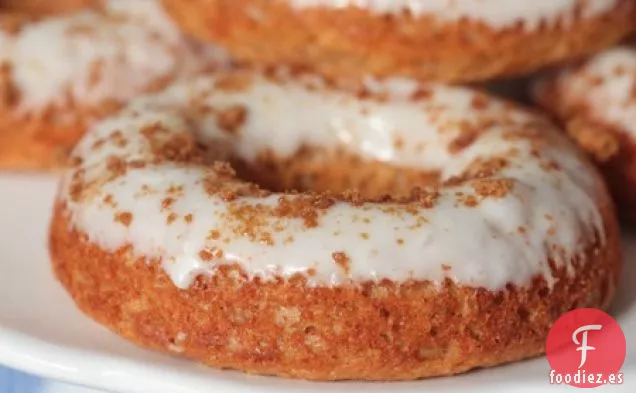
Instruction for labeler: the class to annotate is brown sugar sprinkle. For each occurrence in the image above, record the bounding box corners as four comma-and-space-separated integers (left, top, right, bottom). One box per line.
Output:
470, 94, 490, 110
113, 211, 133, 227
275, 194, 335, 228
184, 214, 193, 223
613, 65, 627, 76
518, 226, 527, 234
410, 87, 433, 101
587, 75, 605, 87
161, 197, 174, 210
106, 155, 127, 178
68, 156, 83, 167
541, 160, 561, 171
259, 232, 274, 246
212, 161, 237, 178
208, 229, 221, 240
216, 105, 247, 134
448, 129, 478, 154
102, 194, 116, 207
472, 179, 515, 198
91, 138, 106, 150
396, 238, 404, 245
166, 212, 178, 224
129, 160, 146, 169
360, 233, 370, 240
461, 156, 509, 180
410, 188, 440, 209
68, 169, 86, 202
140, 122, 169, 139
199, 247, 224, 261
109, 130, 128, 148
151, 132, 197, 163
166, 185, 184, 195
463, 195, 478, 207
332, 252, 351, 275
214, 73, 253, 93
226, 203, 271, 242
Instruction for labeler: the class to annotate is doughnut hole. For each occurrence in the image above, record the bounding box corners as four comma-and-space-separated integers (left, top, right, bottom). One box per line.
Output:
227, 146, 441, 200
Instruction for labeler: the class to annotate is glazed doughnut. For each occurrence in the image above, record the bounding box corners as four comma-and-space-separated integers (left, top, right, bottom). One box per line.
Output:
533, 45, 636, 221
161, 0, 636, 83
0, 0, 228, 170
50, 72, 621, 381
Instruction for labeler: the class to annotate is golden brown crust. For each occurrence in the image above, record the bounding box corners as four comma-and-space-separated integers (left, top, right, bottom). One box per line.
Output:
161, 0, 636, 83
49, 195, 621, 380
0, 112, 86, 170
535, 80, 636, 222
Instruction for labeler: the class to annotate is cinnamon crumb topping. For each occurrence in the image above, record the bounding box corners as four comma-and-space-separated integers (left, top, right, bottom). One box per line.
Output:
448, 129, 478, 154
410, 87, 433, 101
199, 247, 224, 262
106, 155, 126, 179
216, 105, 247, 134
214, 73, 253, 92
472, 179, 515, 198
166, 212, 178, 224
114, 211, 133, 227
102, 194, 116, 207
184, 214, 193, 223
208, 229, 221, 240
109, 130, 127, 148
463, 195, 478, 207
212, 161, 237, 177
161, 197, 174, 210
470, 94, 490, 110
410, 188, 440, 209
275, 194, 335, 228
332, 251, 351, 275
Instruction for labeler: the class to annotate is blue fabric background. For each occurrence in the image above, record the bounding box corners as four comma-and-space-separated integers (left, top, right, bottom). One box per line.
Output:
0, 366, 103, 393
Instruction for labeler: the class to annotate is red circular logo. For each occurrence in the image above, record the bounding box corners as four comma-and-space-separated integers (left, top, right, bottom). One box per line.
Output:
546, 308, 626, 388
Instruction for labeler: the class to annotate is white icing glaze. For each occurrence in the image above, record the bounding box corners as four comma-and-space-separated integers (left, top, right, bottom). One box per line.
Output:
286, 0, 621, 28
60, 74, 606, 290
534, 45, 636, 139
0, 0, 228, 116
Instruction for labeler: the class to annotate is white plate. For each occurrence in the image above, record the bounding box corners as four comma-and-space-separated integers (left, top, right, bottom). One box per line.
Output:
0, 173, 634, 393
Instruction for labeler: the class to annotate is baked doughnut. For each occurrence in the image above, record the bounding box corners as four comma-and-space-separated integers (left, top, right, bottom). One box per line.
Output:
0, 1, 228, 170
533, 45, 636, 221
161, 0, 636, 83
50, 72, 621, 381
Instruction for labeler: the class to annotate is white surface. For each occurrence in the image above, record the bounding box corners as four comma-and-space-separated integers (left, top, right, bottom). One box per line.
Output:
0, 173, 634, 392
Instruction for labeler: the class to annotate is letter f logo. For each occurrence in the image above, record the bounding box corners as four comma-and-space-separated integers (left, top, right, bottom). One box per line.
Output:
572, 324, 602, 368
